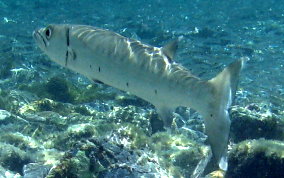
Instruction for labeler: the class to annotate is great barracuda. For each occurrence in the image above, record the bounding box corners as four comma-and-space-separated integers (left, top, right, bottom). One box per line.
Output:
33, 24, 247, 171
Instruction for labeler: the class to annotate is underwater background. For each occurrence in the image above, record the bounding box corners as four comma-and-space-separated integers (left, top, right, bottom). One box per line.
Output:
0, 0, 283, 177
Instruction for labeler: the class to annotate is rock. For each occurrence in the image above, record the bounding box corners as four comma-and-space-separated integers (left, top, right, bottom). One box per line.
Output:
149, 111, 165, 133
230, 105, 284, 142
46, 137, 169, 177
115, 94, 149, 107
23, 163, 51, 178
149, 132, 207, 177
0, 165, 21, 178
227, 139, 284, 177
0, 110, 11, 124
109, 105, 151, 134
0, 132, 39, 150
205, 169, 225, 178
0, 143, 32, 175
20, 77, 116, 105
67, 123, 98, 138
45, 150, 92, 178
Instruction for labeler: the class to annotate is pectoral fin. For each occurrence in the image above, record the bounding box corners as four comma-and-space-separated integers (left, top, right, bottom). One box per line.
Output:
156, 106, 174, 128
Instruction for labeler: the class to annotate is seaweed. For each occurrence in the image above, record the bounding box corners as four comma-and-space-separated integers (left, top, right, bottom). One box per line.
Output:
227, 139, 284, 177
46, 77, 75, 103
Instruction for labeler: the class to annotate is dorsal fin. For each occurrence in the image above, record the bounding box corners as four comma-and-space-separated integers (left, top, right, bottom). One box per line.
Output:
161, 39, 179, 61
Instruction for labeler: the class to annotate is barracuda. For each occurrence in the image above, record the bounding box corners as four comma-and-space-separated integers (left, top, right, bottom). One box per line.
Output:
33, 24, 247, 170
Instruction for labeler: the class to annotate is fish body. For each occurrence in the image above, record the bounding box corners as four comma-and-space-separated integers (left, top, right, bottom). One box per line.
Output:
33, 24, 247, 170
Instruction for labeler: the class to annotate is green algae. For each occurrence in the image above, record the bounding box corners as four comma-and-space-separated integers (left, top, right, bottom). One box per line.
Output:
232, 139, 284, 158
228, 139, 284, 177
19, 99, 70, 119
0, 93, 6, 110
20, 98, 82, 117
46, 77, 76, 103
173, 149, 202, 170
0, 55, 14, 79
115, 94, 149, 107
1, 87, 206, 177
92, 122, 116, 136
110, 105, 151, 133
18, 77, 75, 103
117, 123, 150, 149
37, 99, 69, 115
45, 150, 94, 178
0, 143, 33, 175
19, 76, 116, 104
149, 132, 205, 177
50, 120, 115, 151
67, 124, 98, 139
0, 132, 39, 150
46, 155, 79, 178
230, 105, 284, 142
0, 89, 13, 111
74, 105, 92, 116
75, 84, 116, 104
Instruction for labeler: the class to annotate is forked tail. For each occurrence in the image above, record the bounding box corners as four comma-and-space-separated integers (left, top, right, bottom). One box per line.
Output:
202, 57, 248, 171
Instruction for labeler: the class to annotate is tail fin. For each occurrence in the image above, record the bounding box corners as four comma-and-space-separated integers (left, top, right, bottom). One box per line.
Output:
203, 57, 248, 170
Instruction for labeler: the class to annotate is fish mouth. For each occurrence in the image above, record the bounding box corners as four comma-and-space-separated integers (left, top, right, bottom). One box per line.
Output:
33, 29, 47, 49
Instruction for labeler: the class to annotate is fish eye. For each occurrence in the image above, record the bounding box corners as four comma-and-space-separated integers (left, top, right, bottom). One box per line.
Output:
45, 28, 52, 39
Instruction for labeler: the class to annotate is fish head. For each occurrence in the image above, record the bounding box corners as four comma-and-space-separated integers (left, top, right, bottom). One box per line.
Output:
33, 24, 68, 66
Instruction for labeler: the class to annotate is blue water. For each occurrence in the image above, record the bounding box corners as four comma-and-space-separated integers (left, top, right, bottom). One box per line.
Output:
0, 0, 283, 177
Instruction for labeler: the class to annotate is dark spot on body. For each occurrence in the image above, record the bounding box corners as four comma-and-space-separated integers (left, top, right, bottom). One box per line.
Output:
210, 114, 213, 117
126, 82, 129, 87
90, 65, 92, 68
98, 67, 101, 72
66, 27, 70, 46
65, 51, 69, 66
154, 89, 157, 94
72, 51, 77, 61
